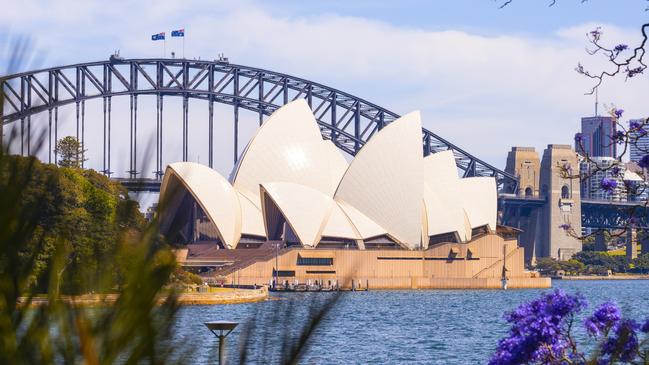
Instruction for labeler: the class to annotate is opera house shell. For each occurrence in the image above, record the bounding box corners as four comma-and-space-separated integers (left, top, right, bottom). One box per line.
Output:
159, 99, 497, 251
159, 99, 550, 289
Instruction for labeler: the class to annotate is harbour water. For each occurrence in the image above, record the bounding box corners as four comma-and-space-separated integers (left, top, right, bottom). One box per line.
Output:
172, 280, 649, 364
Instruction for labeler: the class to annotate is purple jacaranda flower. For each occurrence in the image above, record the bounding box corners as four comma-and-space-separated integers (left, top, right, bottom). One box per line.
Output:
600, 319, 640, 363
630, 120, 642, 131
614, 44, 629, 53
488, 290, 586, 365
638, 155, 649, 169
491, 291, 649, 365
600, 178, 618, 193
575, 133, 583, 143
641, 319, 649, 333
559, 223, 571, 231
585, 301, 622, 336
614, 108, 624, 118
611, 166, 621, 176
628, 66, 644, 78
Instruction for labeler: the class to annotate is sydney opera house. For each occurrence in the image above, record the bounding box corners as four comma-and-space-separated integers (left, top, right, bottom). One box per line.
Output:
159, 100, 549, 289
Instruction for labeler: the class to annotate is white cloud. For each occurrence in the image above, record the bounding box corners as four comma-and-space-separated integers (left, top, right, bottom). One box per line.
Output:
2, 1, 648, 177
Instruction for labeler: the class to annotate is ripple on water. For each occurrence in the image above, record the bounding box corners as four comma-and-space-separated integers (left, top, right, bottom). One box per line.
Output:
170, 280, 649, 364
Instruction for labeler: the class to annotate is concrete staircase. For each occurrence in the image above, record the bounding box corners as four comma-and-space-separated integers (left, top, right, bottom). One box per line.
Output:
186, 241, 291, 277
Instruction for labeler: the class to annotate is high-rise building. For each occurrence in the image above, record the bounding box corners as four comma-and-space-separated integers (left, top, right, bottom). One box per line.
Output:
625, 162, 649, 202
580, 157, 626, 202
629, 119, 649, 163
576, 116, 617, 158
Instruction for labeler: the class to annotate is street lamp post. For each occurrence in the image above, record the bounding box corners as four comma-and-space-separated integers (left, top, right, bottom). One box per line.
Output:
274, 241, 279, 290
205, 321, 239, 365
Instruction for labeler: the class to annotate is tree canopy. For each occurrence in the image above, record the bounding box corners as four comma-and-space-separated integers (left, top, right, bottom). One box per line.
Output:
0, 154, 145, 294
54, 136, 86, 168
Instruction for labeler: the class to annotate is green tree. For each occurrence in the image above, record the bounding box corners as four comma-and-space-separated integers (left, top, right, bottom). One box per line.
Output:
559, 259, 585, 275
534, 257, 560, 275
0, 154, 146, 293
572, 251, 628, 274
631, 253, 649, 274
54, 136, 86, 168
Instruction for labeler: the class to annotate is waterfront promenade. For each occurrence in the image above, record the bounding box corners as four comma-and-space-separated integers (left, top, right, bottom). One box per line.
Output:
20, 287, 268, 307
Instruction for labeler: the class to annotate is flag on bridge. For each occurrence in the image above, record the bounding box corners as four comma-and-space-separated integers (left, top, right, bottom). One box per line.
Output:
151, 32, 166, 41
171, 29, 184, 37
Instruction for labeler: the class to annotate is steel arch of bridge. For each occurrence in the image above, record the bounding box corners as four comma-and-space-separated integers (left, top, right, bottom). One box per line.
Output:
0, 57, 518, 192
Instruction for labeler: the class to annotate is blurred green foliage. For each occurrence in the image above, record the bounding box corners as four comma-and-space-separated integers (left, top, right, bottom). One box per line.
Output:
0, 154, 145, 294
0, 149, 181, 364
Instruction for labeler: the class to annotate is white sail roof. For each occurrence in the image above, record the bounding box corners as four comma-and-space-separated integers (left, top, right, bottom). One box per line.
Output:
260, 182, 335, 247
336, 199, 387, 239
322, 140, 349, 194
232, 99, 345, 201
459, 177, 497, 232
422, 150, 472, 242
236, 190, 266, 238
160, 162, 242, 249
321, 203, 361, 241
334, 112, 425, 249
158, 102, 500, 251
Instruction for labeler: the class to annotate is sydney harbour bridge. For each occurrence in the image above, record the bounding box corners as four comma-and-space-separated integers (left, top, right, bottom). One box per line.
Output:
0, 56, 514, 187
1, 56, 648, 243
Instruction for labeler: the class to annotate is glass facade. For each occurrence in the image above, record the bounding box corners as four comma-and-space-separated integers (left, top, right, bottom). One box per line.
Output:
577, 116, 617, 158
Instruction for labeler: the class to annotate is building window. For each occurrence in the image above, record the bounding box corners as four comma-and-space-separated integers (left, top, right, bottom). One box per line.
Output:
297, 255, 333, 266
428, 232, 458, 246
524, 187, 533, 197
561, 185, 570, 199
272, 269, 295, 277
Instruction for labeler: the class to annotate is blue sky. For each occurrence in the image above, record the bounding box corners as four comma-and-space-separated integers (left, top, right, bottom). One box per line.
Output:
1, 0, 648, 183
263, 0, 648, 35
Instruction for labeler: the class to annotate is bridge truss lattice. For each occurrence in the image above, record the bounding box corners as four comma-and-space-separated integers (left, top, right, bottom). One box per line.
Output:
0, 57, 518, 192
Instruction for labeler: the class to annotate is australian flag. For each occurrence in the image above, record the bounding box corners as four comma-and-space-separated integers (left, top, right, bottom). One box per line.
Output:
151, 32, 165, 41
171, 29, 185, 37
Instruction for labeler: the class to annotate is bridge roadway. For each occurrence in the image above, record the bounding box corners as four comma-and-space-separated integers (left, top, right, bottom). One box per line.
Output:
113, 177, 163, 192
499, 196, 649, 230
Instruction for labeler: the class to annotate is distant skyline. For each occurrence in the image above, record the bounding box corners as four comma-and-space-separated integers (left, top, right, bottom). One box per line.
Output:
1, 0, 648, 176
